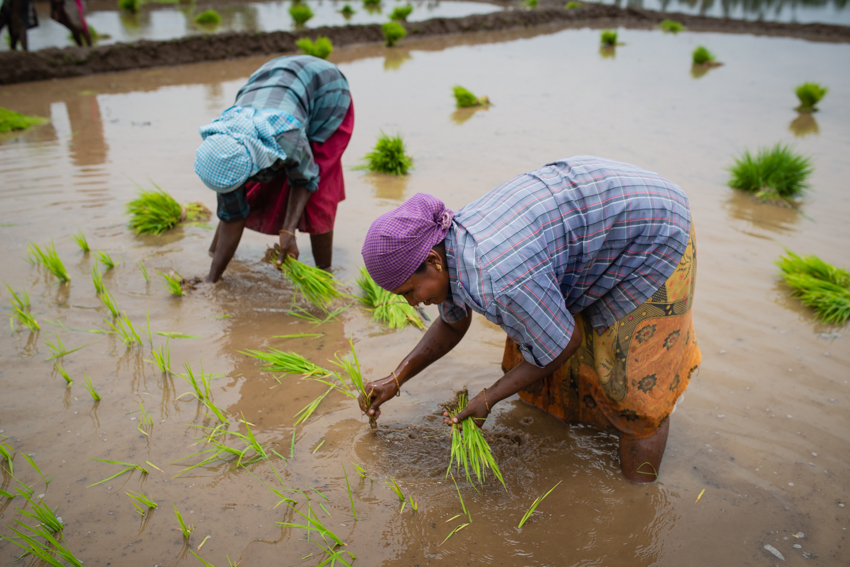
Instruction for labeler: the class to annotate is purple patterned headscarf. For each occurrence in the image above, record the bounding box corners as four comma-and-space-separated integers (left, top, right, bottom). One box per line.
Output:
362, 193, 454, 291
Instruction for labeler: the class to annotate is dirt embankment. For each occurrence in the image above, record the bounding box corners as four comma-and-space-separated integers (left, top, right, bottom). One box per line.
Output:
2, 3, 849, 85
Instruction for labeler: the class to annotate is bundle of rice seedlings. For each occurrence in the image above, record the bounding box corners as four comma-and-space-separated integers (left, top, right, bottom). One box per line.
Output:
517, 481, 561, 528
727, 143, 813, 202
243, 347, 334, 378
389, 3, 413, 20
0, 107, 48, 133
659, 19, 684, 32
357, 267, 423, 330
600, 29, 618, 46
443, 388, 505, 488
126, 184, 211, 235
296, 36, 333, 59
795, 82, 828, 113
71, 229, 90, 252
194, 9, 221, 25
340, 3, 356, 16
92, 264, 106, 294
692, 45, 718, 65
95, 250, 117, 270
382, 21, 407, 47
159, 271, 184, 296
263, 245, 342, 308
118, 0, 140, 13
452, 86, 491, 109
290, 2, 314, 26
358, 131, 413, 175
6, 283, 39, 332
27, 241, 70, 282
523, 0, 538, 8
776, 250, 849, 325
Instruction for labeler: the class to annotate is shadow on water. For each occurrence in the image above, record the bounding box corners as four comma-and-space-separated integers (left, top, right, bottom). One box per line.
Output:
722, 190, 803, 234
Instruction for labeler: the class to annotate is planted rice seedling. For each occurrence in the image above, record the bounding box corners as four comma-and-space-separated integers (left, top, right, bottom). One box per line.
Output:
277, 502, 346, 549
0, 107, 49, 132
341, 462, 357, 520
45, 332, 89, 360
71, 229, 90, 252
156, 331, 202, 339
296, 36, 333, 59
105, 313, 143, 346
6, 283, 39, 332
56, 364, 73, 387
174, 503, 195, 539
440, 521, 469, 545
82, 375, 101, 401
389, 3, 413, 20
727, 143, 813, 202
194, 9, 222, 25
203, 397, 229, 423
178, 361, 214, 400
28, 240, 70, 282
659, 19, 684, 32
146, 339, 172, 373
517, 480, 561, 528
289, 305, 347, 325
777, 250, 850, 325
692, 45, 717, 65
137, 400, 154, 435
382, 21, 407, 47
1, 443, 15, 475
126, 183, 211, 235
263, 246, 342, 308
452, 86, 491, 109
138, 261, 150, 282
359, 131, 413, 175
444, 389, 505, 488
92, 264, 106, 295
243, 347, 334, 378
126, 490, 157, 515
21, 452, 52, 487
160, 271, 185, 296
15, 492, 63, 533
363, 0, 380, 5
119, 0, 140, 13
100, 289, 120, 318
339, 3, 355, 16
795, 82, 828, 113
290, 3, 314, 25
2, 525, 83, 567
95, 249, 117, 270
600, 29, 618, 46
294, 385, 336, 425
358, 266, 424, 329
88, 459, 148, 487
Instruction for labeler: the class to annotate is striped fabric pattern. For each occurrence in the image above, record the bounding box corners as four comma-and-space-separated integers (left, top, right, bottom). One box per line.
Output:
438, 156, 691, 368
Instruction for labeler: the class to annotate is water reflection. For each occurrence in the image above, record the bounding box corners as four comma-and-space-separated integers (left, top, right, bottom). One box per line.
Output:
451, 106, 488, 125
690, 62, 721, 79
365, 171, 410, 201
723, 190, 802, 234
599, 45, 616, 59
602, 0, 850, 24
384, 47, 413, 71
788, 112, 820, 137
67, 93, 109, 167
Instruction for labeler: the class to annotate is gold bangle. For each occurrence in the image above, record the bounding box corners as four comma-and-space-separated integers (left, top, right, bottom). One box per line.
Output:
279, 228, 295, 237
483, 387, 490, 412
392, 371, 402, 397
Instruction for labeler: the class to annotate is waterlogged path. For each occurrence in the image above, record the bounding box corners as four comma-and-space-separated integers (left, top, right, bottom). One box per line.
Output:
1, 27, 849, 566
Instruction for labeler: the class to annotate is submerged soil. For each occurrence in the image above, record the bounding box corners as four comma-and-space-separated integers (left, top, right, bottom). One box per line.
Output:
2, 3, 850, 84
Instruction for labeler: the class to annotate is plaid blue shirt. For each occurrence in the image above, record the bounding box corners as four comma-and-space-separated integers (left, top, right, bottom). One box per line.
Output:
439, 156, 691, 368
216, 56, 351, 221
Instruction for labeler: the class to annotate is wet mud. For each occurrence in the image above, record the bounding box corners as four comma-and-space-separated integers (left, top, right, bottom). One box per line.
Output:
3, 3, 850, 85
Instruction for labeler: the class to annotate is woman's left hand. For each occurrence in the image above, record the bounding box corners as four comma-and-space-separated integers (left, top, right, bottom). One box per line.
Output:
443, 390, 490, 429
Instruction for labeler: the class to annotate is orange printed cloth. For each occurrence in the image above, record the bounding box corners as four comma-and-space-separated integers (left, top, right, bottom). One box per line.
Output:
502, 225, 701, 440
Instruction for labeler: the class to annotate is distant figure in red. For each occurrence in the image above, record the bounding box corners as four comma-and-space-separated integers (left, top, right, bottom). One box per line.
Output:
51, 0, 92, 47
0, 0, 38, 50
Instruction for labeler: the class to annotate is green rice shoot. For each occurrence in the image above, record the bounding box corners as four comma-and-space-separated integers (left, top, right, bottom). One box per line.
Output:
776, 250, 849, 325
265, 248, 342, 308
71, 229, 90, 252
95, 250, 117, 270
389, 3, 413, 20
105, 313, 143, 346
3, 525, 83, 566
126, 491, 157, 515
340, 3, 355, 16
194, 9, 221, 25
341, 461, 357, 520
56, 364, 73, 388
440, 521, 469, 545
659, 19, 684, 32
795, 82, 828, 113
126, 183, 210, 235
6, 283, 39, 332
445, 389, 505, 488
138, 261, 150, 282
727, 143, 813, 201
82, 375, 101, 401
296, 36, 333, 59
382, 21, 407, 47
358, 131, 413, 175
692, 45, 716, 64
600, 29, 618, 46
21, 452, 52, 487
517, 480, 562, 528
16, 492, 63, 533
357, 267, 424, 330
159, 271, 184, 296
243, 346, 334, 378
564, 1, 581, 7
88, 459, 148, 487
452, 86, 491, 109
100, 289, 120, 318
294, 385, 336, 425
0, 442, 15, 474
0, 107, 48, 133
178, 361, 213, 400
332, 338, 368, 399
92, 264, 106, 295
290, 2, 314, 25
27, 240, 70, 282
174, 503, 195, 539
44, 332, 88, 360
385, 476, 405, 502
137, 400, 154, 435
146, 339, 172, 373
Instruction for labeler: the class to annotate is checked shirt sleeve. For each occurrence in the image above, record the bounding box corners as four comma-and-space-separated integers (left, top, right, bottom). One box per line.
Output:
491, 272, 575, 368
276, 128, 320, 193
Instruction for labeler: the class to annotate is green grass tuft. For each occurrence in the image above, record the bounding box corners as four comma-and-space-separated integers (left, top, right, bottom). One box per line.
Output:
727, 143, 813, 201
600, 29, 617, 46
296, 36, 333, 59
692, 45, 716, 64
382, 21, 407, 46
0, 107, 48, 133
194, 9, 222, 25
452, 86, 490, 108
71, 229, 90, 252
659, 19, 684, 32
290, 2, 314, 25
359, 131, 413, 175
795, 82, 828, 113
389, 3, 413, 20
777, 250, 849, 325
340, 3, 356, 16
357, 267, 424, 330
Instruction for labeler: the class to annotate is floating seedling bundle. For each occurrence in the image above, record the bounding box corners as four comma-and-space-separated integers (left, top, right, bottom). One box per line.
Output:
126, 184, 211, 235
795, 82, 828, 113
777, 250, 850, 325
442, 388, 505, 488
357, 267, 424, 330
358, 131, 413, 175
452, 86, 491, 109
263, 245, 343, 309
727, 143, 812, 203
297, 36, 333, 59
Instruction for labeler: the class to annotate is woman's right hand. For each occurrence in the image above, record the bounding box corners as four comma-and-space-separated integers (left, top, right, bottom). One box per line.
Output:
358, 374, 401, 421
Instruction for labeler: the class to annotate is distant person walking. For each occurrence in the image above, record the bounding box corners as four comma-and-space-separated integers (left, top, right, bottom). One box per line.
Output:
195, 55, 354, 283
50, 0, 92, 47
0, 0, 38, 51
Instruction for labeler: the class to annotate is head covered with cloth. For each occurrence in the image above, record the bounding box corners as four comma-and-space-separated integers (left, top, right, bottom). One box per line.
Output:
362, 193, 454, 295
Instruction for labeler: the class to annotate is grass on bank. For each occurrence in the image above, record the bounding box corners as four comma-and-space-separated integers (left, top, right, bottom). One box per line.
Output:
194, 9, 222, 25
126, 184, 210, 235
297, 36, 333, 59
358, 131, 413, 175
0, 107, 48, 133
659, 19, 684, 32
389, 3, 413, 20
777, 250, 850, 326
290, 2, 314, 26
382, 21, 407, 47
444, 389, 505, 488
727, 143, 813, 202
795, 82, 828, 113
452, 86, 491, 109
357, 267, 424, 330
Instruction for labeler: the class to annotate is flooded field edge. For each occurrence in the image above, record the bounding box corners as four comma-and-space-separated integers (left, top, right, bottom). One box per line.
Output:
3, 2, 850, 85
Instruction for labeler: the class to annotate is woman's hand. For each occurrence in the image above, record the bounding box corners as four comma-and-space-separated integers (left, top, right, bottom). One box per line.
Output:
278, 230, 299, 265
358, 375, 401, 420
443, 390, 490, 429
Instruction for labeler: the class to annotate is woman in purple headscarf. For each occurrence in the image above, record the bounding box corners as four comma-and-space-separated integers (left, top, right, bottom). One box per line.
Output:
360, 157, 702, 483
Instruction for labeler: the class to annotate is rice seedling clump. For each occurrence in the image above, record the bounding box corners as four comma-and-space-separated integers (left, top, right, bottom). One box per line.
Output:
359, 131, 413, 175
776, 250, 849, 325
159, 271, 185, 296
443, 388, 505, 488
564, 1, 581, 7
452, 86, 491, 108
126, 184, 210, 235
523, 0, 538, 8
795, 82, 828, 113
290, 3, 314, 26
118, 0, 140, 13
382, 21, 407, 46
194, 9, 222, 25
600, 30, 618, 46
692, 45, 717, 65
27, 240, 70, 282
263, 245, 342, 308
6, 283, 39, 332
659, 19, 684, 32
340, 3, 355, 16
357, 267, 424, 330
727, 143, 812, 202
389, 3, 413, 20
0, 107, 48, 133
296, 36, 333, 59
71, 229, 89, 252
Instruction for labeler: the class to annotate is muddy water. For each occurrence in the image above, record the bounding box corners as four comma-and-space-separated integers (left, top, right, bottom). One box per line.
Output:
601, 0, 850, 25
0, 0, 505, 52
1, 27, 849, 566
